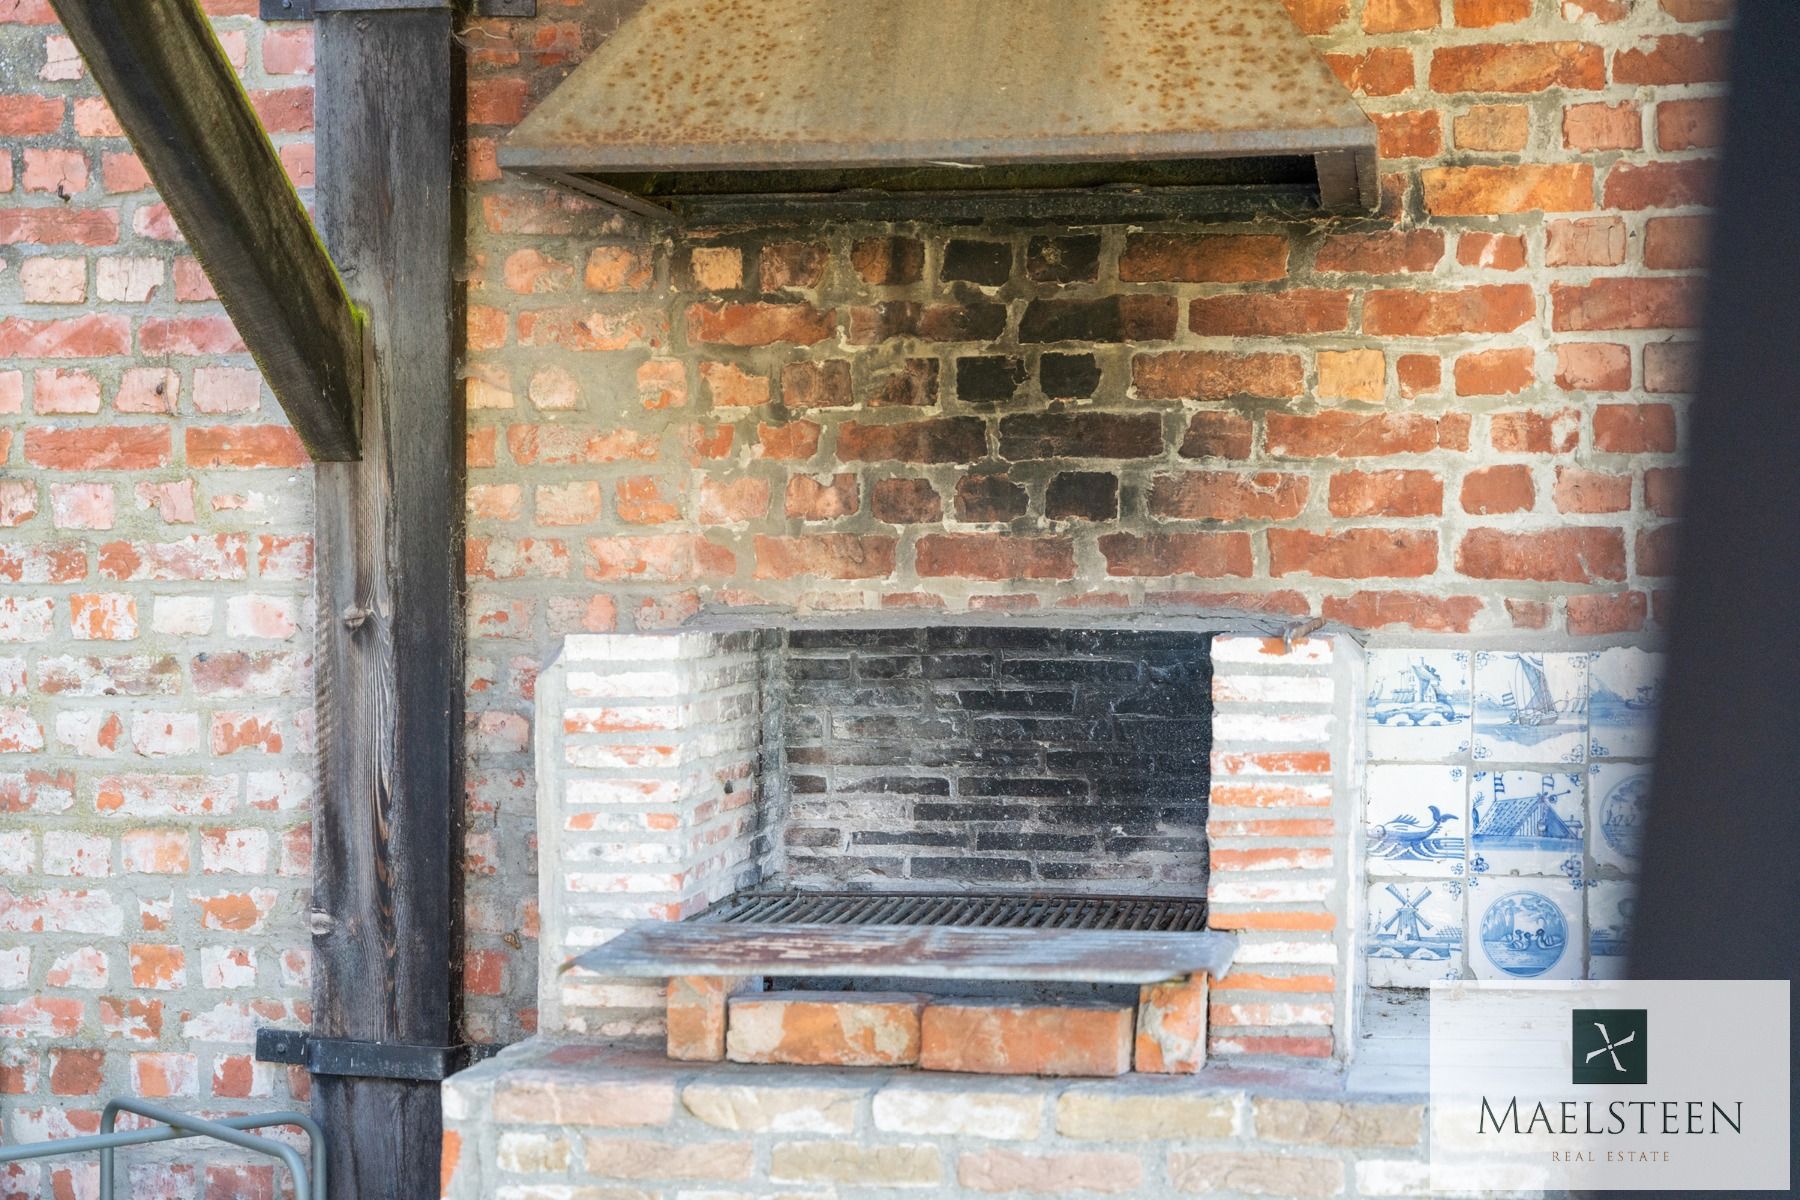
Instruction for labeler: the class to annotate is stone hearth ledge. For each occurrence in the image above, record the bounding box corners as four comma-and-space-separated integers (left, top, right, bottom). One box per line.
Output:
441, 1036, 1429, 1199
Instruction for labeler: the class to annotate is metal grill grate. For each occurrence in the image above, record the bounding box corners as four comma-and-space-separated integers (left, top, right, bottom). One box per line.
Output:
699, 890, 1208, 932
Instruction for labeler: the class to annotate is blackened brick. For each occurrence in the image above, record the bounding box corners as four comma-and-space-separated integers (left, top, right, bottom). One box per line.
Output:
871, 477, 943, 523
871, 358, 939, 407
1027, 235, 1102, 284
909, 856, 1033, 882
954, 474, 1029, 522
851, 236, 925, 284
956, 355, 1027, 404
998, 412, 1161, 460
942, 239, 1013, 286
1040, 353, 1102, 399
1046, 471, 1119, 520
1020, 295, 1178, 343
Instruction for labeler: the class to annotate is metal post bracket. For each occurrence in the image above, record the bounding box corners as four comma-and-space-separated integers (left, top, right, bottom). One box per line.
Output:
256, 1028, 500, 1082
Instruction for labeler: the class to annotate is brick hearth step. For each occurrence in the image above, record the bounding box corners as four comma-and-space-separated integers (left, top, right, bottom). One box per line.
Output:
726, 991, 929, 1067
921, 998, 1136, 1077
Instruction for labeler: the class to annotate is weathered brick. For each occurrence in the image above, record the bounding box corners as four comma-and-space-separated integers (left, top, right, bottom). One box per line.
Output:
1328, 470, 1443, 518
753, 534, 896, 580
1058, 1089, 1237, 1139
921, 1000, 1134, 1077
1593, 403, 1678, 453
872, 1082, 1043, 1139
769, 1141, 942, 1187
1454, 347, 1535, 396
1135, 974, 1211, 1074
1614, 32, 1729, 85
686, 302, 834, 346
682, 1082, 860, 1133
1456, 527, 1627, 582
1100, 532, 1253, 578
1133, 352, 1303, 400
917, 534, 1075, 580
1603, 159, 1716, 211
1168, 1150, 1345, 1198
1190, 290, 1352, 336
958, 1149, 1144, 1195
1148, 471, 1309, 521
665, 975, 752, 1062
1547, 216, 1627, 267
838, 417, 986, 463
1643, 216, 1709, 270
1453, 103, 1530, 151
1269, 529, 1438, 578
1460, 465, 1536, 514
1429, 42, 1605, 92
1363, 285, 1534, 336
1553, 278, 1698, 331
1120, 233, 1288, 282
1421, 164, 1593, 215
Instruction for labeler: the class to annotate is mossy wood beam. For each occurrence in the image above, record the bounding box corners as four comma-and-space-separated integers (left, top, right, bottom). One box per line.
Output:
47, 0, 363, 461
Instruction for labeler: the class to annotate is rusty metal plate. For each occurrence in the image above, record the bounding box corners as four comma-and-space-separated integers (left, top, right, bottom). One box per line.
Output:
501, 0, 1377, 211
572, 922, 1238, 984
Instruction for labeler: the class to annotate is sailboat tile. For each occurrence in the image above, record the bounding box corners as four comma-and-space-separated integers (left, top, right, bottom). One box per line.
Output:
1365, 879, 1465, 987
1588, 647, 1663, 759
1586, 879, 1636, 980
1470, 770, 1584, 877
1588, 762, 1651, 875
1365, 764, 1466, 877
1473, 651, 1590, 764
1469, 879, 1584, 982
1365, 649, 1472, 761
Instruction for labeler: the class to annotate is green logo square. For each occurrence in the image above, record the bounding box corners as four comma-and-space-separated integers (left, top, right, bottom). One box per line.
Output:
1572, 1008, 1647, 1084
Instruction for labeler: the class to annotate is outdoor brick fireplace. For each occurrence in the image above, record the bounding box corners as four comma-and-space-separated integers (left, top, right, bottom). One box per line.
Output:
532, 625, 1356, 1055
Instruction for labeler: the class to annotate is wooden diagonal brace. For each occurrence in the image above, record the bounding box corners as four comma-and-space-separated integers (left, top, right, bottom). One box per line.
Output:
48, 0, 363, 461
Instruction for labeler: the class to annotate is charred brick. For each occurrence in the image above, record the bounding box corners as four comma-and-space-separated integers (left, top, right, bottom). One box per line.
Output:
957, 355, 1028, 404
1040, 353, 1102, 399
1027, 235, 1102, 284
954, 474, 1029, 522
942, 239, 1013, 286
1020, 295, 1178, 343
998, 412, 1161, 460
1046, 472, 1120, 521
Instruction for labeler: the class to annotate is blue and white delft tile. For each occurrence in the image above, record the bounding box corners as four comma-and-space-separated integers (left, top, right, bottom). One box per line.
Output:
1470, 770, 1585, 876
1366, 879, 1465, 987
1473, 651, 1592, 764
1470, 880, 1585, 982
1586, 879, 1636, 980
1588, 762, 1651, 875
1365, 649, 1472, 761
1365, 764, 1466, 878
1588, 647, 1664, 760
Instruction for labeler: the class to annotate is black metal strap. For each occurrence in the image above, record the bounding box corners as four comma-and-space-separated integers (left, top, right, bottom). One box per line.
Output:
255, 1028, 499, 1082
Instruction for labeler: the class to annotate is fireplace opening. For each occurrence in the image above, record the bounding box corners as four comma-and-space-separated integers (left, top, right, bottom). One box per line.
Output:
664, 623, 1218, 1006
546, 622, 1254, 1073
775, 625, 1214, 894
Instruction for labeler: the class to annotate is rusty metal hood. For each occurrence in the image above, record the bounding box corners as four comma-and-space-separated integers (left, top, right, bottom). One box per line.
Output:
500, 0, 1379, 224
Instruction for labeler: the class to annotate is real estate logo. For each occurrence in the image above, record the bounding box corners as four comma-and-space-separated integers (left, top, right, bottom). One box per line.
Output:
1572, 1008, 1647, 1085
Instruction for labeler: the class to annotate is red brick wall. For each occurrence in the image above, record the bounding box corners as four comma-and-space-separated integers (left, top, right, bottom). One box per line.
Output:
2, 0, 1720, 1180
1, 2, 316, 1191
459, 0, 1718, 1041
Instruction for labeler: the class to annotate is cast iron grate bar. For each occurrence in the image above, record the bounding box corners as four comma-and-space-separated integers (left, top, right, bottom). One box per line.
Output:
698, 890, 1208, 932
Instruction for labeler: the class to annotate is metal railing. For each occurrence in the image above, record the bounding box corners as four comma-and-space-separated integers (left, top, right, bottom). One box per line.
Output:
0, 1098, 323, 1200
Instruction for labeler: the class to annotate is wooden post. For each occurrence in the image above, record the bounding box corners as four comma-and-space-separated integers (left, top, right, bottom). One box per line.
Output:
310, 4, 462, 1198
46, 0, 363, 461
